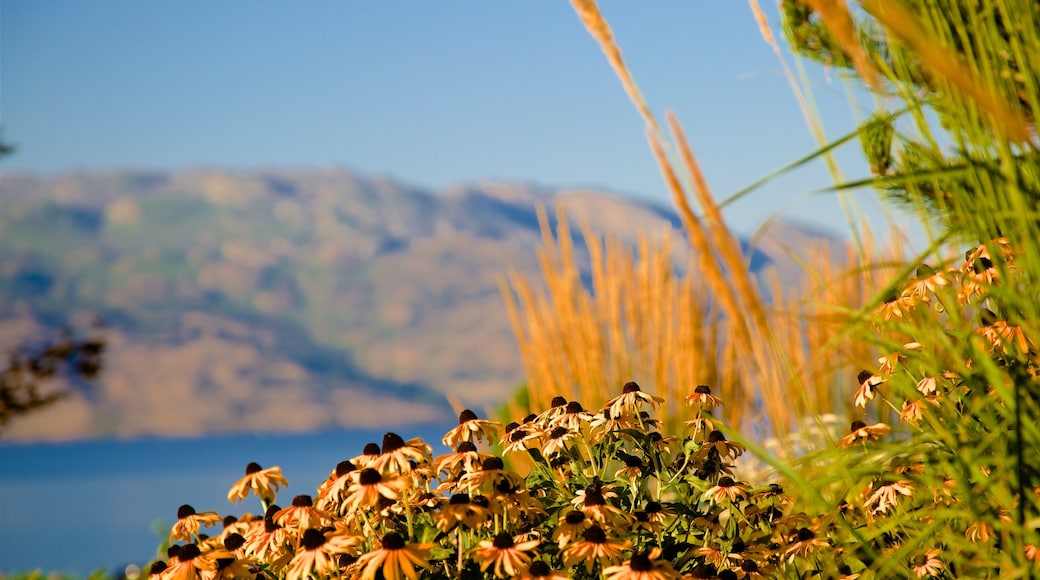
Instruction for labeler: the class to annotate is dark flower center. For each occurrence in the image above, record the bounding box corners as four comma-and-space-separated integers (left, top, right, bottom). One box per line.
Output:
265, 504, 281, 519
336, 460, 357, 477
634, 511, 649, 522
528, 561, 551, 577
492, 532, 515, 549
719, 571, 738, 580
363, 443, 380, 455
222, 515, 238, 528
731, 540, 746, 554
339, 553, 358, 567
629, 552, 653, 571
582, 525, 607, 543
718, 477, 735, 488
622, 381, 641, 394
623, 454, 643, 468
522, 414, 537, 423
301, 528, 327, 550
216, 558, 234, 571
857, 370, 873, 385
768, 483, 783, 495
550, 396, 567, 408
449, 494, 471, 505
913, 554, 929, 567
565, 401, 584, 414
381, 532, 406, 550
510, 429, 528, 442
224, 533, 246, 551
564, 510, 586, 524
850, 420, 867, 432
583, 486, 605, 506
167, 545, 181, 559
381, 432, 406, 453
292, 494, 313, 507
264, 518, 281, 533
694, 385, 712, 395
549, 426, 569, 440
359, 468, 383, 485
649, 432, 663, 443
504, 421, 520, 433
178, 543, 201, 561
797, 527, 815, 541
245, 462, 263, 475
495, 479, 517, 494
460, 409, 479, 423
456, 441, 478, 453
481, 457, 505, 471
149, 561, 168, 575
741, 559, 758, 572
645, 501, 663, 514
177, 504, 196, 519
472, 495, 490, 508
708, 430, 726, 443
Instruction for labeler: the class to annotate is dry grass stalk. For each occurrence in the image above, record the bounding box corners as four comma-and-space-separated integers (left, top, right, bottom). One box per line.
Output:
803, 0, 885, 91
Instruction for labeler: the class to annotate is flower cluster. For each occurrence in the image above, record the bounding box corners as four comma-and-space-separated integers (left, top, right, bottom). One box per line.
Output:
828, 238, 1040, 576
146, 381, 836, 579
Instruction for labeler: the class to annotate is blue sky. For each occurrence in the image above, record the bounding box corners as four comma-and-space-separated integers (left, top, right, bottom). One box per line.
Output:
1, 1, 918, 241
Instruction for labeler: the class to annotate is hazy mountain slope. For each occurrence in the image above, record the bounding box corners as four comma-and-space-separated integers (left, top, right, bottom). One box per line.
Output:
0, 168, 842, 441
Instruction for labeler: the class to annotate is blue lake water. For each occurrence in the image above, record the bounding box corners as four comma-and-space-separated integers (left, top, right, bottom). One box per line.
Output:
0, 424, 452, 575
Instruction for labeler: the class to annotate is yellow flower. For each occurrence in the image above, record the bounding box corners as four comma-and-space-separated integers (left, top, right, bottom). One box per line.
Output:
434, 493, 490, 532
565, 530, 628, 573
273, 495, 329, 533
561, 525, 629, 572
516, 561, 569, 580
442, 409, 502, 449
553, 510, 592, 547
784, 527, 829, 561
703, 476, 747, 505
344, 468, 409, 512
911, 548, 944, 578
370, 432, 432, 475
285, 528, 339, 580
356, 532, 433, 580
839, 421, 891, 447
685, 385, 723, 409
470, 532, 541, 578
169, 505, 222, 543
159, 544, 215, 580
854, 370, 883, 408
864, 479, 913, 515
604, 381, 664, 417
227, 463, 289, 506
604, 547, 679, 580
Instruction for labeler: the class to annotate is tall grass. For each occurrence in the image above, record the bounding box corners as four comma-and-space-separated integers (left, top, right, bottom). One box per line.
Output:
511, 0, 1040, 574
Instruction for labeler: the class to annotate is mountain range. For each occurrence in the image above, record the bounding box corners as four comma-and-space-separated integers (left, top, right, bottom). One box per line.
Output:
0, 168, 842, 441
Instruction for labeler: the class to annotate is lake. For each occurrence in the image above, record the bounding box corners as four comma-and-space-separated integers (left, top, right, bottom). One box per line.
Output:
0, 424, 452, 575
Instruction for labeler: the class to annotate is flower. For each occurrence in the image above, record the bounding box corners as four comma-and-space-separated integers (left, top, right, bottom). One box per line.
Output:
316, 460, 358, 513
899, 396, 940, 426
285, 528, 339, 580
542, 426, 578, 458
243, 512, 292, 571
433, 441, 492, 482
965, 521, 995, 543
434, 493, 490, 532
784, 527, 829, 561
572, 482, 627, 524
442, 409, 502, 449
549, 400, 595, 431
273, 495, 328, 532
356, 532, 433, 580
910, 548, 944, 578
502, 425, 542, 454
703, 476, 747, 505
553, 510, 592, 547
839, 421, 891, 447
854, 370, 883, 408
370, 432, 432, 475
535, 396, 571, 425
605, 381, 664, 417
457, 456, 525, 495
169, 504, 222, 543
343, 468, 409, 512
604, 547, 680, 580
351, 443, 382, 469
864, 479, 913, 515
561, 525, 629, 572
470, 532, 541, 578
227, 463, 289, 506
694, 430, 745, 462
160, 543, 216, 580
685, 385, 723, 409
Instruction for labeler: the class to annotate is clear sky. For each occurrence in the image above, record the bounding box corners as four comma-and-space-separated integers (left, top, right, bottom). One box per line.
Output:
1, 1, 919, 241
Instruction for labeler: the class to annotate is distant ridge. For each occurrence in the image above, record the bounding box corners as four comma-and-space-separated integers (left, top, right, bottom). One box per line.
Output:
0, 168, 844, 441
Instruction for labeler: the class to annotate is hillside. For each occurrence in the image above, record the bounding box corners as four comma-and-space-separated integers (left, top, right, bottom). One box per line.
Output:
0, 168, 840, 441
